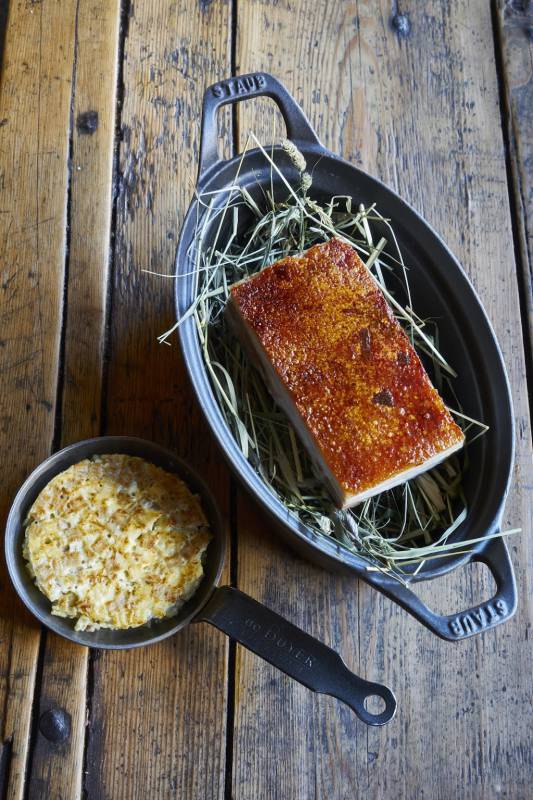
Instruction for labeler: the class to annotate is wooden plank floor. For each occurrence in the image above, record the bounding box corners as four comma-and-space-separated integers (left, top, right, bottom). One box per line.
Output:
0, 2, 531, 798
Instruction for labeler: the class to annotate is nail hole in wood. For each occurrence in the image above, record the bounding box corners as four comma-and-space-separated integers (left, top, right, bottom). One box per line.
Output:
39, 708, 71, 743
77, 110, 99, 135
391, 13, 411, 38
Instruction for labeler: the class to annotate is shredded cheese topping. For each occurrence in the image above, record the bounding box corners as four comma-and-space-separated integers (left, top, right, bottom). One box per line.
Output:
24, 454, 211, 631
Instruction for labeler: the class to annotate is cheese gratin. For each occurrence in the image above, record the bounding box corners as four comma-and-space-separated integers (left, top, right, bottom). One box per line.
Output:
23, 454, 211, 631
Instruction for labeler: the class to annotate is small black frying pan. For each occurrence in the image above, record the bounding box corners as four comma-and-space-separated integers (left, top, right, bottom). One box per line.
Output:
5, 436, 396, 726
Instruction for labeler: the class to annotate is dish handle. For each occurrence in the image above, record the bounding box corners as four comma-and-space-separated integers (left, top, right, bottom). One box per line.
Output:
197, 585, 396, 726
378, 536, 517, 641
198, 72, 322, 181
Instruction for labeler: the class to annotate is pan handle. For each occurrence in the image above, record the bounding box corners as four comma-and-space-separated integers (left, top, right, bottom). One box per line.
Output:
197, 585, 396, 726
377, 536, 517, 641
198, 72, 321, 180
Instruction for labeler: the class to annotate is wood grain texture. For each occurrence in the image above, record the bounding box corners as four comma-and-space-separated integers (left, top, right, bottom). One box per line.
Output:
1, 2, 532, 798
81, 2, 233, 798
0, 1, 78, 797
496, 0, 533, 349
26, 2, 121, 798
234, 2, 533, 798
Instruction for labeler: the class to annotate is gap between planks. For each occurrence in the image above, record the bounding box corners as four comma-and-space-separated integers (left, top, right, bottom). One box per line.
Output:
491, 0, 533, 420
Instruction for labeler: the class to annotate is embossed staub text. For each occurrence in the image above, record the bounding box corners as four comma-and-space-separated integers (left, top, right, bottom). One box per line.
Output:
244, 617, 314, 668
448, 599, 508, 637
211, 74, 266, 99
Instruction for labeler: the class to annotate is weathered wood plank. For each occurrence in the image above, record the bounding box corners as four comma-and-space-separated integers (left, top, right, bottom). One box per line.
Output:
234, 1, 533, 798
59, 0, 122, 448
495, 0, 533, 351
0, 2, 78, 798
82, 2, 233, 798
26, 2, 121, 798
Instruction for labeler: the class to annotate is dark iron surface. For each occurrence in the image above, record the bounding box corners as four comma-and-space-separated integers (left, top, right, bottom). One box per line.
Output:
175, 73, 517, 640
5, 435, 395, 725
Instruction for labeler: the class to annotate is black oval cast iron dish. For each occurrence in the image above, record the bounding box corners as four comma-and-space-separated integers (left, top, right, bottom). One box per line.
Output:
5, 436, 396, 726
175, 72, 517, 642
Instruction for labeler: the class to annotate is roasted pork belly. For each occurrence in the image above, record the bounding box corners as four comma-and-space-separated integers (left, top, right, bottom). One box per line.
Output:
227, 238, 464, 508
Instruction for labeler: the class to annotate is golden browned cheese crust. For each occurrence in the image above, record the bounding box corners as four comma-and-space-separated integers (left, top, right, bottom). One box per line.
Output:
229, 238, 464, 501
24, 455, 211, 631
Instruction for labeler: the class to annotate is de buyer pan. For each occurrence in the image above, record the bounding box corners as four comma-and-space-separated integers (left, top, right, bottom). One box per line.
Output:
175, 73, 517, 641
5, 436, 396, 726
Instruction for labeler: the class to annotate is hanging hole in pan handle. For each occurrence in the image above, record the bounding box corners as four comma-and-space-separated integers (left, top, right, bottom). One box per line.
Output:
380, 535, 517, 641
197, 585, 396, 726
198, 72, 322, 181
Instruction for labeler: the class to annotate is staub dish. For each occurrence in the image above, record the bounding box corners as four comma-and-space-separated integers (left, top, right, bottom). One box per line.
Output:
175, 72, 517, 641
